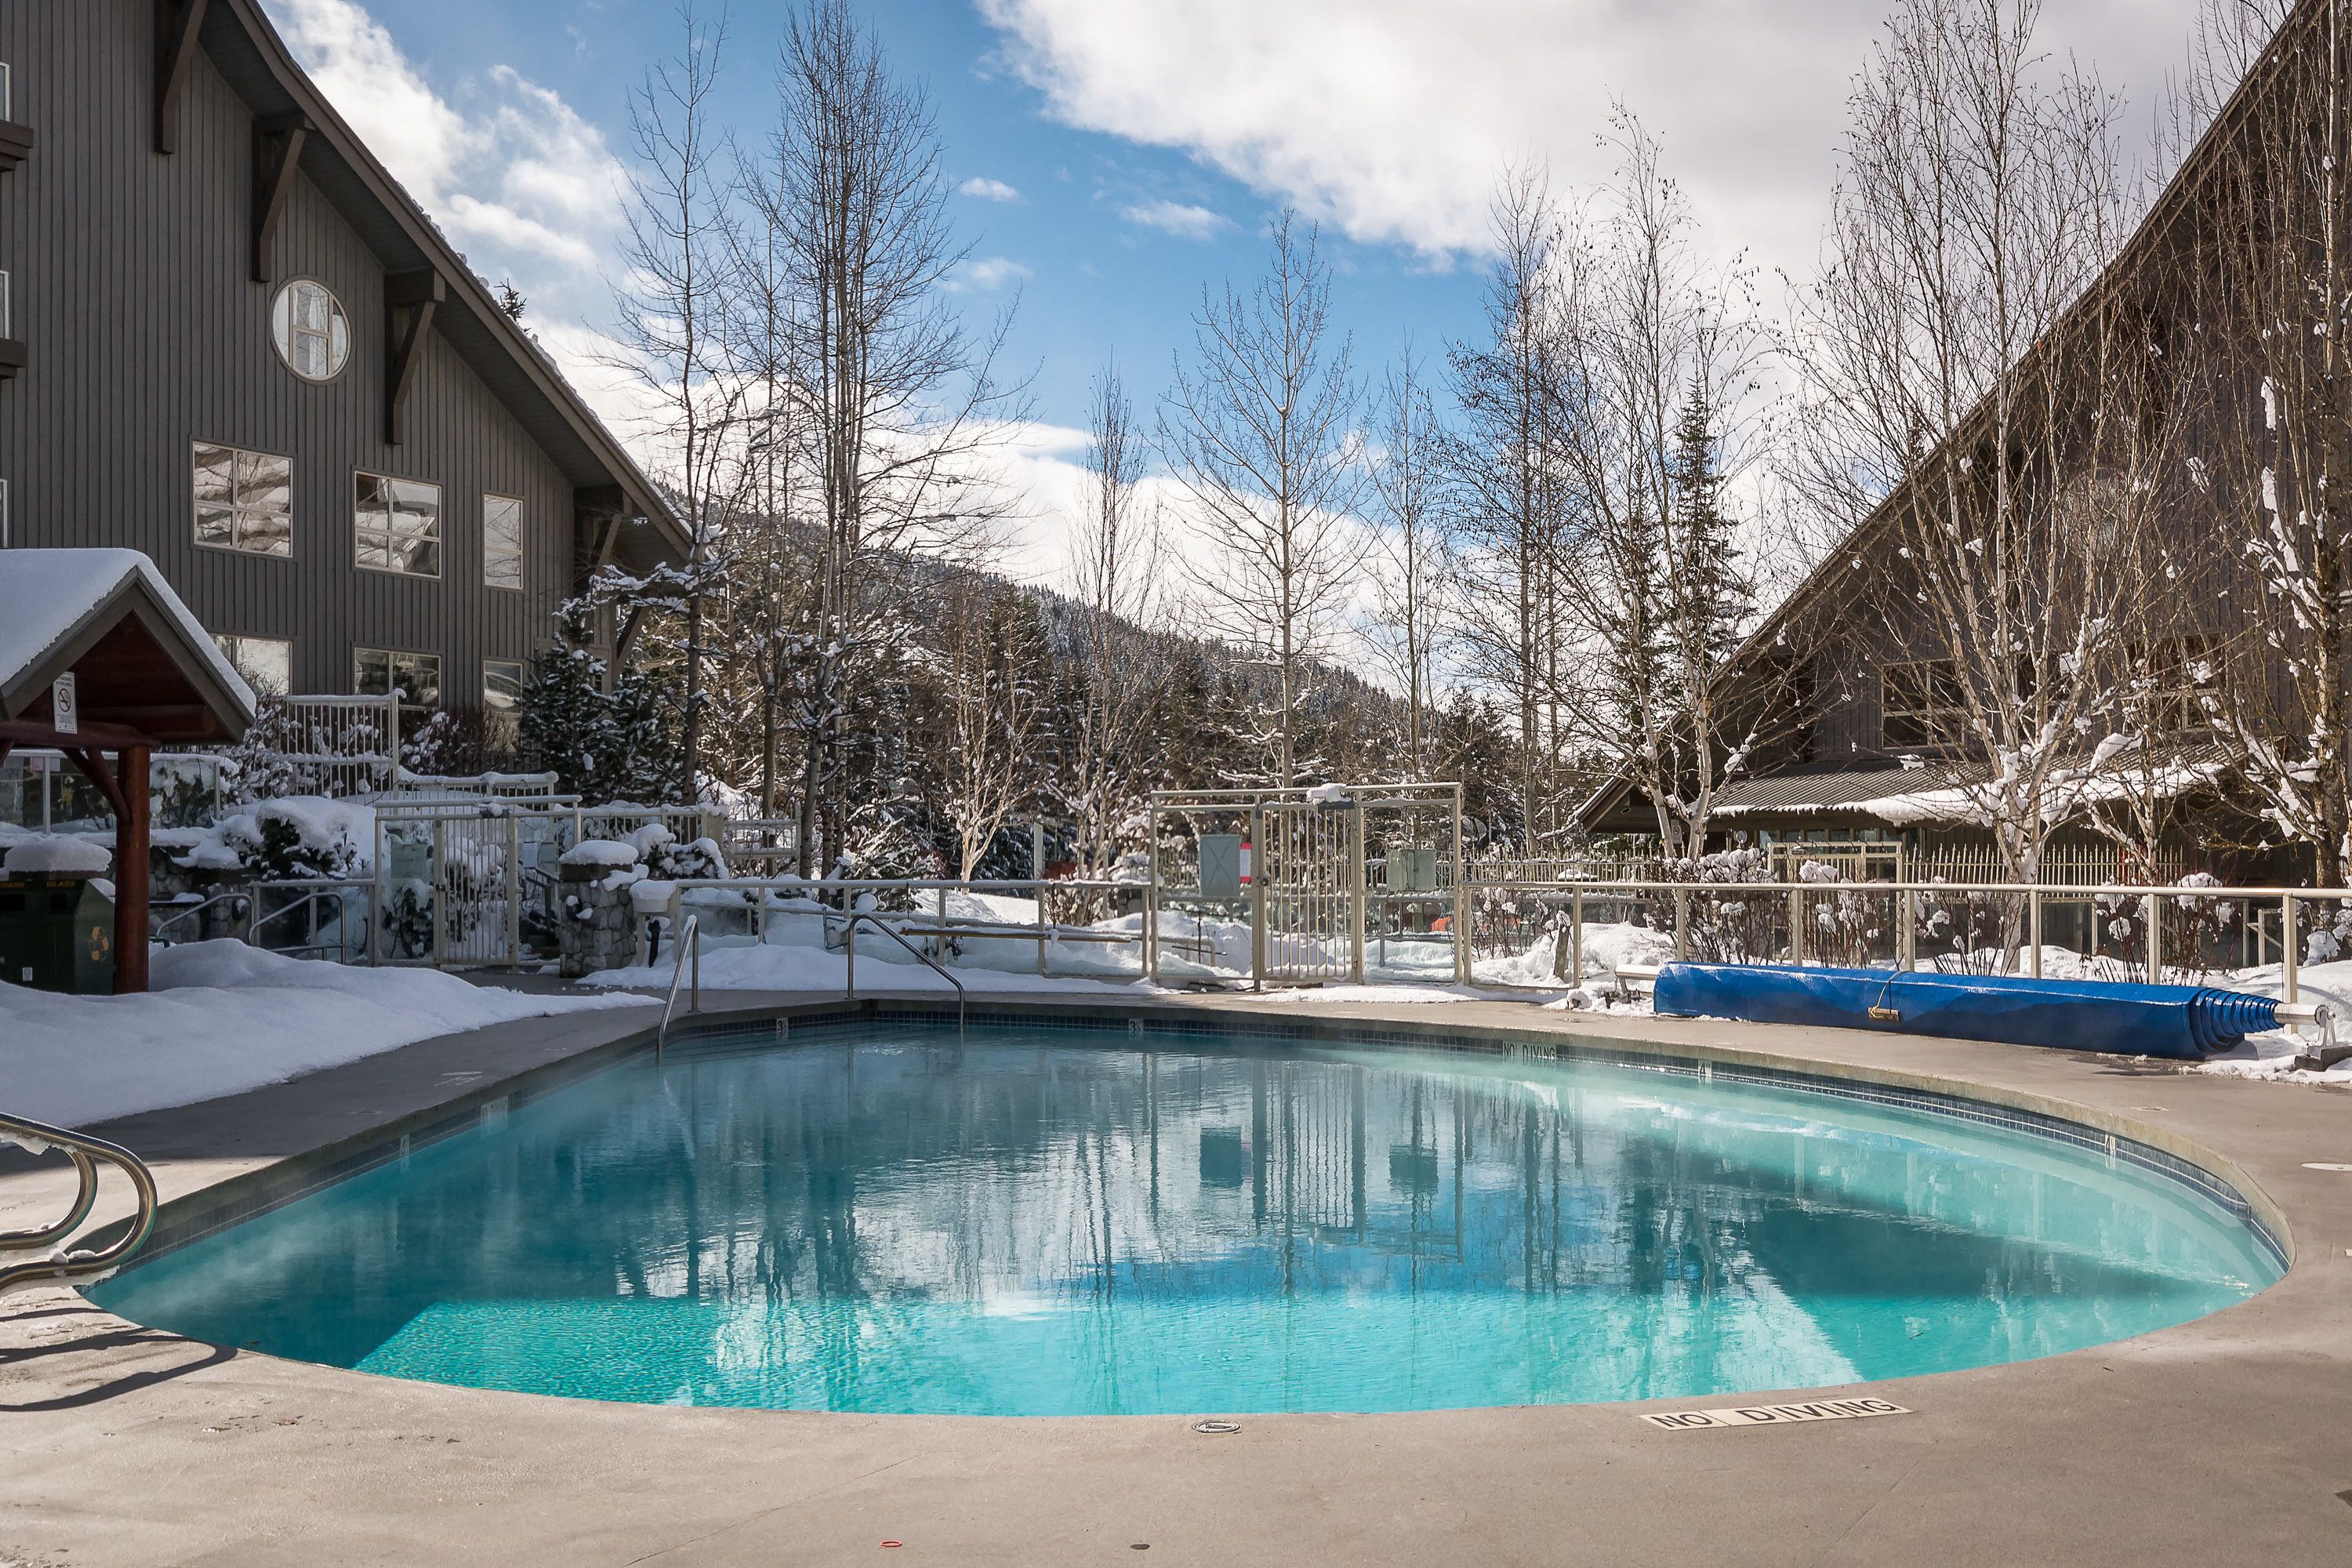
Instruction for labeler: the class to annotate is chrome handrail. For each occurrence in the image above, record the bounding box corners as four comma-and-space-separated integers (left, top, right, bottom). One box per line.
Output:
842, 911, 967, 1040
0, 1111, 159, 1297
655, 915, 699, 1058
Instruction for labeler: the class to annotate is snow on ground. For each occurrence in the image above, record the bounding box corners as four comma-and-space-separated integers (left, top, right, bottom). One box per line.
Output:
586, 905, 1163, 996
3, 941, 645, 1128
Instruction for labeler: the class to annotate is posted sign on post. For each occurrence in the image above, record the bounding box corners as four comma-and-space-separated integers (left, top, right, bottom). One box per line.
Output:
51, 673, 78, 735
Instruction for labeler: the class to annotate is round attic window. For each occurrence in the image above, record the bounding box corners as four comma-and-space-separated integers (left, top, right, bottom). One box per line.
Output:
271, 278, 350, 382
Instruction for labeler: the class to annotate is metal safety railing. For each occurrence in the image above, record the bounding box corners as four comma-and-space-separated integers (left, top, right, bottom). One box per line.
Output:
655, 915, 699, 1058
1472, 876, 2352, 1004
841, 911, 966, 1039
0, 1111, 158, 1297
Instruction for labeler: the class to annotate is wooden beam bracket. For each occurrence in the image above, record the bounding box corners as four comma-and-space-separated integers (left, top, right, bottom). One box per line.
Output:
0, 120, 34, 174
250, 113, 311, 283
154, 0, 212, 156
383, 270, 445, 445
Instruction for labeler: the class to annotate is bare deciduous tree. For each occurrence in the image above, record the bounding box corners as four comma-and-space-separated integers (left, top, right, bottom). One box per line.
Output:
1363, 343, 1448, 779
1161, 209, 1363, 787
1066, 359, 1167, 877
2166, 0, 2352, 885
1447, 167, 1577, 847
755, 0, 1025, 872
1788, 0, 2151, 884
609, 0, 748, 804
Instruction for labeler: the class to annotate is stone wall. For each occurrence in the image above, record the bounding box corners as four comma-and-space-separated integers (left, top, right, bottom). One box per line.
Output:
558, 866, 641, 979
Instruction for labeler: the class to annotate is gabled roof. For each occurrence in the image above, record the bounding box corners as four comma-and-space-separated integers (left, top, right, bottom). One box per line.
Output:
197, 0, 690, 572
1725, 0, 2315, 686
0, 550, 259, 743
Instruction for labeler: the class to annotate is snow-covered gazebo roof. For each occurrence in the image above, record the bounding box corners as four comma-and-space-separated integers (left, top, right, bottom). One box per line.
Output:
0, 549, 256, 746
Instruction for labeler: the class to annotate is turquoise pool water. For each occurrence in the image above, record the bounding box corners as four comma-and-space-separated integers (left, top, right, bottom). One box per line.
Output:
93, 1024, 2281, 1415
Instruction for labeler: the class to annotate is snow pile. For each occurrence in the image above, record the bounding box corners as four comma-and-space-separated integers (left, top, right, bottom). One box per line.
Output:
1467, 923, 1678, 988
2, 837, 112, 876
559, 838, 640, 869
2181, 958, 2352, 1083
1, 941, 644, 1127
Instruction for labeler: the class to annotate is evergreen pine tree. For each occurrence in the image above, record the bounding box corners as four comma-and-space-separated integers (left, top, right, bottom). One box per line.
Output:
1667, 376, 1751, 670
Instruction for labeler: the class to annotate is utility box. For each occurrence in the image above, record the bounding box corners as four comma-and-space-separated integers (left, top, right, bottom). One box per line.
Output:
1198, 833, 1244, 901
0, 873, 117, 994
1386, 847, 1439, 893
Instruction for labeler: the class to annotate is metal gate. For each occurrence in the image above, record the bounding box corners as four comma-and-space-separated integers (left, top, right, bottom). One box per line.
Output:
375, 805, 586, 967
1146, 783, 1467, 989
1256, 798, 1362, 983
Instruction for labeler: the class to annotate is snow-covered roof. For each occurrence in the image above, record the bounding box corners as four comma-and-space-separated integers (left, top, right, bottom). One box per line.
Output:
0, 549, 258, 736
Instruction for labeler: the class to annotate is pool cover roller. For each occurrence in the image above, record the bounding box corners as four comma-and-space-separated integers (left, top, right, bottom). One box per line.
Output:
1650, 963, 2285, 1060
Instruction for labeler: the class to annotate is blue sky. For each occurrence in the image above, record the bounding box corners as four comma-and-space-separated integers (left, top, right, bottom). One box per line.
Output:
262, 0, 2207, 577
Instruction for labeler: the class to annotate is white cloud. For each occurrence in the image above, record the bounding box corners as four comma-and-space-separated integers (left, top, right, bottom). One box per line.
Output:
982, 0, 2204, 278
263, 0, 624, 314
1120, 198, 1230, 239
948, 256, 1036, 292
959, 176, 1024, 201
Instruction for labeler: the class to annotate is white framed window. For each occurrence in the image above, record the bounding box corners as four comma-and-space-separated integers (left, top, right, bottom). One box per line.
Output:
193, 442, 293, 557
355, 647, 441, 709
270, 278, 350, 382
212, 633, 293, 695
483, 494, 524, 590
483, 658, 525, 745
354, 471, 441, 577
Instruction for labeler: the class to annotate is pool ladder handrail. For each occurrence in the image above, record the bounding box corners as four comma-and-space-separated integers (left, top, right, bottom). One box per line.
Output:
656, 914, 700, 1058
841, 910, 967, 1040
0, 1110, 159, 1298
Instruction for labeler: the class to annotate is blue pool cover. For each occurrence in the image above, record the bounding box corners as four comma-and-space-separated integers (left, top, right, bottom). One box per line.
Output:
1651, 963, 2282, 1059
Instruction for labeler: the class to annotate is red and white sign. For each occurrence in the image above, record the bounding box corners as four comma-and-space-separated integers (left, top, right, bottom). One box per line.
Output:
50, 673, 78, 735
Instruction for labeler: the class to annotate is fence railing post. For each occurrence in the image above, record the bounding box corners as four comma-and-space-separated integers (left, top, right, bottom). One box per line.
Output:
1787, 887, 1802, 965
2145, 891, 2163, 984
1900, 887, 1916, 972
2282, 894, 2299, 1004
1570, 888, 1584, 988
2028, 888, 2043, 979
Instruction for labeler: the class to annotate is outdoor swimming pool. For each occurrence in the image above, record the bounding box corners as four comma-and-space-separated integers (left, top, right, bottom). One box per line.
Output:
92, 1022, 2283, 1415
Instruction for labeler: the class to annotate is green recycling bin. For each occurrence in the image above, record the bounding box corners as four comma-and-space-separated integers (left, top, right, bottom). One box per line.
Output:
0, 873, 117, 994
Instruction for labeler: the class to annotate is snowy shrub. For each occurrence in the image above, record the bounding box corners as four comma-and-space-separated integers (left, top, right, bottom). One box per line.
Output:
201, 799, 370, 880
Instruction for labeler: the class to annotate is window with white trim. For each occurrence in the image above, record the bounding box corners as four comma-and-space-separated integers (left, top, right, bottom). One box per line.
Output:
354, 647, 441, 709
484, 494, 524, 590
354, 471, 441, 577
212, 633, 292, 695
194, 442, 293, 557
270, 278, 350, 382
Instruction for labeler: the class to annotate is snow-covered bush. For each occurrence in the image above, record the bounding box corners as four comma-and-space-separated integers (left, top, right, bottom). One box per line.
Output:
187, 798, 371, 880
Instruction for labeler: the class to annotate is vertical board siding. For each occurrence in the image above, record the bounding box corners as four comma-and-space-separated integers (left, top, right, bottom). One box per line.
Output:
0, 3, 577, 710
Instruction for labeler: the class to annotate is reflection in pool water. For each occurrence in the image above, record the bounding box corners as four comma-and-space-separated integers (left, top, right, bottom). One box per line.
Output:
93, 1025, 2279, 1414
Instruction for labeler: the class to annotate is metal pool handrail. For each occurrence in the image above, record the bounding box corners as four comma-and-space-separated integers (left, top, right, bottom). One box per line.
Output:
656, 915, 699, 1058
0, 1111, 159, 1297
841, 911, 967, 1040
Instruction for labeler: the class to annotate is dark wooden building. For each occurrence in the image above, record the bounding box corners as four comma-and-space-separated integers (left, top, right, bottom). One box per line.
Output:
1581, 0, 2335, 883
0, 0, 685, 723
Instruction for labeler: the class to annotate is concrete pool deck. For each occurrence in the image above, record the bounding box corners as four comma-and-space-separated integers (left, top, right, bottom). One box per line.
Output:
3, 986, 2350, 1566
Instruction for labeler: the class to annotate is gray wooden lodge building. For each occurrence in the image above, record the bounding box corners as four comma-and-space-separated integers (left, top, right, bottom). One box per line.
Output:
0, 0, 685, 730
